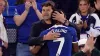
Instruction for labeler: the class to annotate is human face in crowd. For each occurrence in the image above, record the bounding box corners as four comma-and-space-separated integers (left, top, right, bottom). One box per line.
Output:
79, 0, 90, 13
0, 0, 6, 14
42, 6, 53, 20
96, 0, 100, 10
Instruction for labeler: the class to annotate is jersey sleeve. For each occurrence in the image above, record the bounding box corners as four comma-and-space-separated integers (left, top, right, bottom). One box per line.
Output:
14, 8, 19, 15
28, 30, 48, 46
70, 27, 78, 42
69, 14, 76, 23
69, 13, 81, 24
39, 30, 48, 38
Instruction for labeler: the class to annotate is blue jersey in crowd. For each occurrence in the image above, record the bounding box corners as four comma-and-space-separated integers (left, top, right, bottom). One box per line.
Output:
15, 3, 42, 43
40, 25, 78, 56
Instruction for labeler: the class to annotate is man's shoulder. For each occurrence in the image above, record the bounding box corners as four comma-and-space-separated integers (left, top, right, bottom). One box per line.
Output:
66, 27, 76, 33
32, 20, 43, 24
89, 13, 100, 20
32, 20, 45, 26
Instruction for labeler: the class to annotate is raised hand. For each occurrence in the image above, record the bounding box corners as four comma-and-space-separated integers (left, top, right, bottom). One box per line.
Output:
31, 0, 37, 11
94, 1, 100, 10
52, 11, 66, 23
76, 20, 83, 30
25, 1, 32, 11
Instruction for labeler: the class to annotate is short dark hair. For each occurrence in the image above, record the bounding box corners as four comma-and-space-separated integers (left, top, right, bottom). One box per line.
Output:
51, 9, 66, 24
42, 1, 55, 10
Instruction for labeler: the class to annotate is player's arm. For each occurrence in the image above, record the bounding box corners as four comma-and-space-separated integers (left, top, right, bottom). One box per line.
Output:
28, 29, 60, 46
29, 36, 44, 55
72, 28, 79, 53
29, 36, 46, 55
28, 22, 43, 46
29, 31, 46, 55
30, 45, 41, 55
28, 22, 45, 55
72, 42, 78, 53
29, 30, 60, 54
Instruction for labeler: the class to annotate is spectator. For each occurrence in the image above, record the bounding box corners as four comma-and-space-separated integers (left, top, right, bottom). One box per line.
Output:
94, 0, 100, 50
69, 0, 100, 39
94, 0, 100, 18
73, 35, 100, 56
0, 0, 8, 56
14, 0, 46, 56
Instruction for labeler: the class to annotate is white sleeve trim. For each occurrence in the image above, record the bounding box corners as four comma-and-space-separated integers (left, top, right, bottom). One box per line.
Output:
91, 13, 100, 29
69, 13, 81, 24
72, 41, 78, 43
69, 13, 76, 22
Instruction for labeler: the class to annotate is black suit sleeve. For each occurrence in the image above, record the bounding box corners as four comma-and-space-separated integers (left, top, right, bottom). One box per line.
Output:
28, 36, 44, 46
28, 21, 45, 46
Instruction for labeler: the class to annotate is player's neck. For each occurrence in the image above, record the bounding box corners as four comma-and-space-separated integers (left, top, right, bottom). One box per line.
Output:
55, 22, 62, 25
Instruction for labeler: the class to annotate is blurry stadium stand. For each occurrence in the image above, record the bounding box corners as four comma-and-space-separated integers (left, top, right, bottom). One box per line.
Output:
3, 6, 17, 43
3, 0, 17, 56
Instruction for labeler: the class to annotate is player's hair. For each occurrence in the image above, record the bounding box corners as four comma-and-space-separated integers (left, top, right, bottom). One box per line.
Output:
42, 1, 55, 10
51, 9, 66, 24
